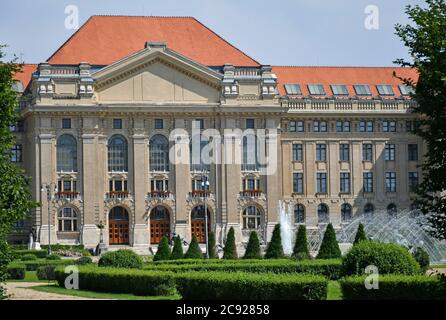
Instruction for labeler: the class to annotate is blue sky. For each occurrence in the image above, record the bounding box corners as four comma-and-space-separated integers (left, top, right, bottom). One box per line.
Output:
0, 0, 424, 66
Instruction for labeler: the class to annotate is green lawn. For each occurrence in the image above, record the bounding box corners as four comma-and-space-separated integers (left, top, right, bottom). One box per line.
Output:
430, 264, 446, 269
30, 285, 181, 300
327, 281, 342, 300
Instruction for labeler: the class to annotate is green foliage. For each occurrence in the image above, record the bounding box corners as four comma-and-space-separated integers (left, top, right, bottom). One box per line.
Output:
395, 0, 446, 241
243, 231, 261, 259
145, 259, 343, 280
12, 250, 48, 260
46, 254, 62, 261
175, 272, 327, 300
54, 266, 177, 296
316, 224, 341, 259
412, 247, 430, 273
353, 223, 367, 244
170, 236, 183, 260
184, 235, 203, 259
292, 225, 310, 260
207, 232, 217, 259
153, 237, 171, 261
75, 256, 93, 265
265, 224, 284, 259
340, 275, 446, 300
37, 265, 57, 280
223, 227, 238, 259
342, 241, 421, 276
6, 264, 26, 280
18, 259, 75, 271
21, 254, 37, 261
98, 250, 143, 269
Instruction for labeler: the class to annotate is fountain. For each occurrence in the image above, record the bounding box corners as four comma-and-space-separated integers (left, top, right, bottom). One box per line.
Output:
278, 201, 294, 255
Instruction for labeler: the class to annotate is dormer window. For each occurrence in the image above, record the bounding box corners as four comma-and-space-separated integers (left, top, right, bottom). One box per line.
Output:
331, 85, 348, 95
284, 84, 302, 95
354, 85, 372, 95
308, 84, 325, 95
376, 85, 394, 96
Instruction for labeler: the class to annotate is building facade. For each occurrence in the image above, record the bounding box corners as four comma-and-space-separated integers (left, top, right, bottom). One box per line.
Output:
9, 16, 421, 252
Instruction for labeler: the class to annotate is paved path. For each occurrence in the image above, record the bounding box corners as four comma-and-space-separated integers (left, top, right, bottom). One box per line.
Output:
4, 282, 95, 300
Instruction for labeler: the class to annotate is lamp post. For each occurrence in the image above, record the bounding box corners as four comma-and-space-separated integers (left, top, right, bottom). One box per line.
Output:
201, 173, 210, 259
41, 183, 57, 255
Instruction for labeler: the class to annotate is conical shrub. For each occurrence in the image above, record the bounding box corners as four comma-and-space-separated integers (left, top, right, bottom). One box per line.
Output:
265, 224, 284, 259
153, 236, 171, 261
184, 235, 203, 259
353, 223, 367, 244
170, 235, 184, 260
243, 231, 261, 259
207, 231, 218, 259
316, 223, 341, 259
292, 225, 310, 260
223, 227, 238, 259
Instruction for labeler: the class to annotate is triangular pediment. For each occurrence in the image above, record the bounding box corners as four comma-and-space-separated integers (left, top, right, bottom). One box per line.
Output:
93, 43, 222, 103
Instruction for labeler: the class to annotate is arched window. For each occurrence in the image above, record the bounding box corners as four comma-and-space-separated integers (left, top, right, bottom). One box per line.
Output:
57, 134, 77, 172
364, 203, 374, 218
150, 206, 170, 220
317, 204, 329, 223
108, 135, 128, 172
58, 207, 78, 232
387, 203, 397, 218
341, 203, 352, 222
294, 204, 305, 223
149, 135, 169, 172
242, 206, 262, 230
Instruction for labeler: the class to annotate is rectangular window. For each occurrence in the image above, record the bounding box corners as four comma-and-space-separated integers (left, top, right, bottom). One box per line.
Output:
377, 85, 395, 95
284, 84, 302, 95
291, 121, 304, 132
62, 118, 71, 129
340, 172, 350, 193
293, 173, 303, 193
154, 119, 164, 129
11, 144, 22, 162
385, 144, 396, 161
408, 172, 419, 192
339, 144, 350, 161
313, 120, 327, 132
354, 85, 372, 95
359, 120, 374, 132
363, 172, 374, 193
382, 121, 397, 132
408, 144, 418, 161
386, 172, 397, 192
246, 119, 255, 129
292, 144, 303, 161
316, 144, 327, 161
113, 119, 122, 129
362, 143, 373, 161
63, 180, 72, 192
331, 85, 349, 95
336, 121, 350, 132
308, 84, 325, 95
316, 173, 327, 193
399, 85, 414, 96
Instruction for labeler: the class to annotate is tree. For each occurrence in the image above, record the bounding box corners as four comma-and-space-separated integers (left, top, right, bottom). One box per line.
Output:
316, 223, 341, 259
292, 225, 310, 260
153, 236, 171, 261
184, 235, 203, 259
265, 224, 284, 259
207, 231, 217, 259
243, 231, 261, 259
223, 227, 238, 259
0, 46, 37, 299
394, 0, 446, 240
353, 223, 367, 244
170, 235, 183, 260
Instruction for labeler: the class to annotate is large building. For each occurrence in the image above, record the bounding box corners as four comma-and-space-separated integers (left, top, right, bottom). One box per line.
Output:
9, 16, 421, 253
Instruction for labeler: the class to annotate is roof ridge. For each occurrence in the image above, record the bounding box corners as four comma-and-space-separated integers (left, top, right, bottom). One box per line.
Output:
272, 65, 409, 69
90, 14, 196, 18
191, 17, 260, 67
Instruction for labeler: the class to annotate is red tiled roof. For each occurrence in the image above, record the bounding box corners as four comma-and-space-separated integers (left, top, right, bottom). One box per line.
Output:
272, 66, 419, 97
47, 15, 259, 67
13, 64, 37, 89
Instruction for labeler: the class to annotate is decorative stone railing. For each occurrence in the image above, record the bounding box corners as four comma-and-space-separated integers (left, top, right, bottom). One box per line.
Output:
55, 192, 80, 200
106, 191, 130, 200
147, 191, 174, 200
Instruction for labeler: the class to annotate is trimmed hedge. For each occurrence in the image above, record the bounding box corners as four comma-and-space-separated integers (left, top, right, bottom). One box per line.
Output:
340, 275, 446, 300
342, 241, 421, 276
176, 272, 327, 300
146, 259, 342, 279
7, 264, 26, 280
75, 256, 93, 265
98, 249, 143, 269
12, 250, 48, 260
54, 266, 177, 296
54, 266, 327, 300
21, 254, 37, 261
19, 259, 75, 271
37, 265, 57, 280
